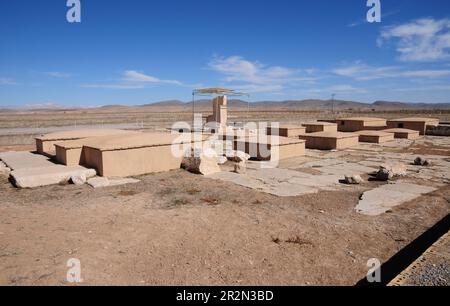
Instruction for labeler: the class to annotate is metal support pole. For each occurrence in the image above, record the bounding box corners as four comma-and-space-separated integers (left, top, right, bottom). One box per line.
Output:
192, 92, 195, 132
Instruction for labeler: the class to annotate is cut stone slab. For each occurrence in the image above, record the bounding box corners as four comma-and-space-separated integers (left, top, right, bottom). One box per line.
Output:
356, 182, 437, 216
210, 168, 342, 197
1, 151, 97, 188
10, 166, 96, 188
87, 177, 140, 188
0, 151, 53, 170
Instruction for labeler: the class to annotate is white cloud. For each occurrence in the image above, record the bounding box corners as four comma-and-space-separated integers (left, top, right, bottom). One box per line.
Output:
309, 85, 367, 95
394, 84, 450, 92
378, 18, 450, 62
401, 70, 450, 78
333, 62, 400, 80
333, 61, 450, 80
123, 70, 183, 86
81, 84, 146, 89
82, 70, 183, 90
0, 77, 18, 85
46, 72, 71, 78
208, 55, 315, 94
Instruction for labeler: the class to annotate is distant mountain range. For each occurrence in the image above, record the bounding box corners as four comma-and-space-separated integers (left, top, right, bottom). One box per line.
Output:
3, 99, 450, 112
135, 99, 450, 111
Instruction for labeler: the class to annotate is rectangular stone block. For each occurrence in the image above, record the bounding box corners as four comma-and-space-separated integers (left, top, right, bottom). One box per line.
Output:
82, 132, 203, 177
299, 132, 359, 150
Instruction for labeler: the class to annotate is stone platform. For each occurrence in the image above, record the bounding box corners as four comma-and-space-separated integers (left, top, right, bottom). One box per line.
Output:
81, 132, 202, 177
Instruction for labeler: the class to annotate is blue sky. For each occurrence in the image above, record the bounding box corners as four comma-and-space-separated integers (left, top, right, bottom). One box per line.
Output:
1, 0, 450, 107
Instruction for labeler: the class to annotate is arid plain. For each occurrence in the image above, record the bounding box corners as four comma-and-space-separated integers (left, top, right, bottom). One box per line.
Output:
0, 106, 449, 285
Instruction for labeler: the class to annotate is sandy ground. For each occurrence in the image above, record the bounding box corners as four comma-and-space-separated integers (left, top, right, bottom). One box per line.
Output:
1, 166, 449, 285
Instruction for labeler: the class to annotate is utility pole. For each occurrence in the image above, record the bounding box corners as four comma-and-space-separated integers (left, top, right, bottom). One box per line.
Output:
331, 93, 336, 114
